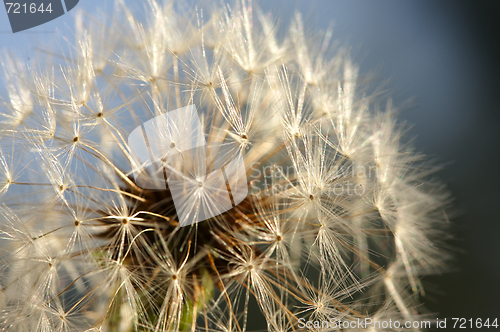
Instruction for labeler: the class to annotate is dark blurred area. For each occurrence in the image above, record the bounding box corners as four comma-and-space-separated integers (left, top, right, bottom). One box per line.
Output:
418, 0, 500, 320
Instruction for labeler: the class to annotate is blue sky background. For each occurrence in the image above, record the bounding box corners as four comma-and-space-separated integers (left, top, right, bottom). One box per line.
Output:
1, 0, 499, 319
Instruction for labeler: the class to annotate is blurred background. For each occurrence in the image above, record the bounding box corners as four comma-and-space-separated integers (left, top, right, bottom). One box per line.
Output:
1, 0, 499, 325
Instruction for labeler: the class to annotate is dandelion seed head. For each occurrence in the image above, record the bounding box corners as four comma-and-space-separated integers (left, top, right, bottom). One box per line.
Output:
0, 1, 451, 331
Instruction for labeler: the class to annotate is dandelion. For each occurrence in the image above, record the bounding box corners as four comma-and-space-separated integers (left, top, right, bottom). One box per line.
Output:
0, 1, 450, 331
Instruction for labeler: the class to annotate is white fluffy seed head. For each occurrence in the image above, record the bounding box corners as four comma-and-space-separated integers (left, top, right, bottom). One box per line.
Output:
0, 1, 450, 331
